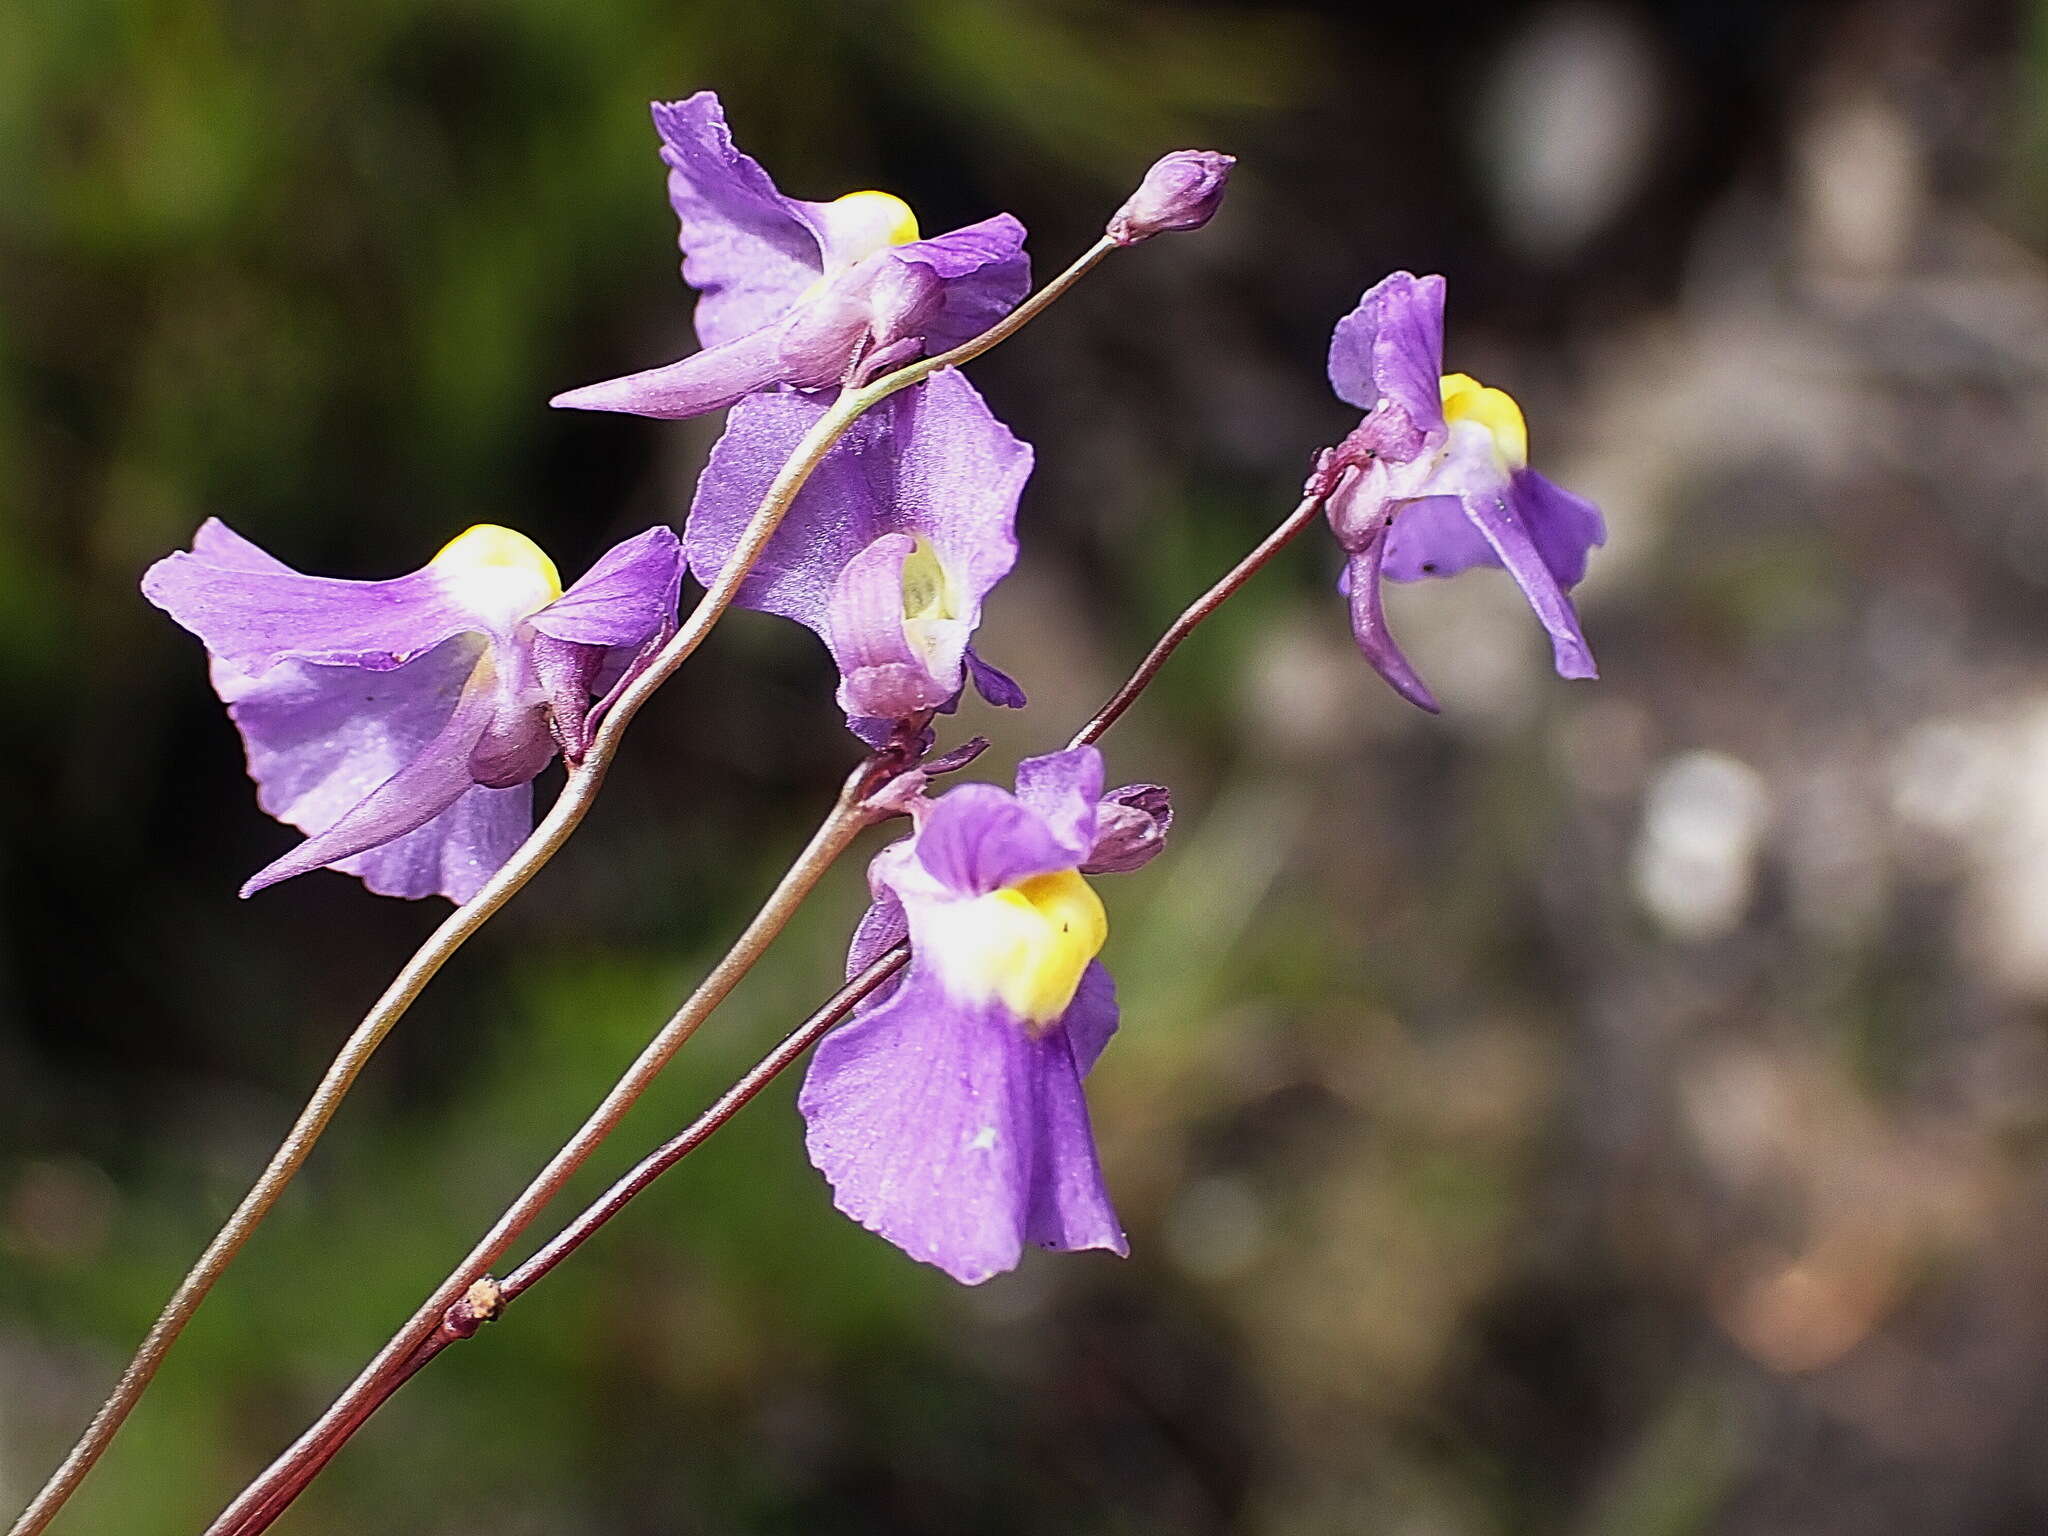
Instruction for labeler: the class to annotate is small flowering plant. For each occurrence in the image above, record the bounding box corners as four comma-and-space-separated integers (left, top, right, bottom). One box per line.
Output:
17, 88, 1607, 1536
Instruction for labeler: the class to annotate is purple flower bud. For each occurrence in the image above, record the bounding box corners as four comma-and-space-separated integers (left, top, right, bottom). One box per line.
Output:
1106, 150, 1235, 245
1081, 784, 1173, 874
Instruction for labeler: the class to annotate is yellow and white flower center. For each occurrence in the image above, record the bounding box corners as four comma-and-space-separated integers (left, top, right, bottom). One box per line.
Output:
431, 524, 563, 632
898, 535, 960, 672
821, 189, 921, 273
1439, 372, 1529, 470
922, 868, 1108, 1028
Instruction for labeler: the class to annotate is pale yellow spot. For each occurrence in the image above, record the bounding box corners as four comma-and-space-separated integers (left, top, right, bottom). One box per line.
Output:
430, 523, 562, 628
925, 869, 1109, 1028
898, 535, 960, 669
830, 189, 921, 251
1439, 371, 1530, 469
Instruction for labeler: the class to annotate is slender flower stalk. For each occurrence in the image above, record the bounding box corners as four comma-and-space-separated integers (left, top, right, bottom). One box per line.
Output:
1066, 474, 1332, 750
203, 467, 1333, 1536
209, 755, 889, 1536
216, 945, 915, 1536
10, 231, 1124, 1536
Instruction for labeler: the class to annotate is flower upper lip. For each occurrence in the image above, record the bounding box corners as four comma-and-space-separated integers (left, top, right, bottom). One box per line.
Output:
548, 91, 1030, 422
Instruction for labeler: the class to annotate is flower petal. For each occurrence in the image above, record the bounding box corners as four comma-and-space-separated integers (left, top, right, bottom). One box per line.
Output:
685, 367, 1028, 725
1060, 960, 1120, 1076
1328, 271, 1447, 432
526, 526, 683, 649
799, 962, 1123, 1285
1381, 494, 1498, 582
143, 520, 485, 673
331, 782, 533, 905
895, 215, 1031, 354
548, 325, 789, 420
1012, 747, 1105, 864
909, 784, 1087, 898
1344, 541, 1442, 714
963, 646, 1026, 709
824, 532, 958, 720
1510, 467, 1607, 590
1456, 488, 1599, 680
652, 93, 826, 348
234, 649, 506, 898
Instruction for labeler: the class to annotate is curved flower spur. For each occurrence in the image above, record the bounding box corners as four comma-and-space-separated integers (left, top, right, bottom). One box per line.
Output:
550, 91, 1031, 420
801, 746, 1172, 1284
684, 366, 1031, 743
1322, 270, 1607, 712
143, 522, 682, 901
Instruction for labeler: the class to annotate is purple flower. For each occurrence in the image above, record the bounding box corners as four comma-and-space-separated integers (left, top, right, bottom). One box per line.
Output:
801, 746, 1169, 1283
1106, 150, 1235, 244
550, 92, 1030, 420
142, 521, 682, 902
1324, 271, 1606, 713
684, 366, 1030, 740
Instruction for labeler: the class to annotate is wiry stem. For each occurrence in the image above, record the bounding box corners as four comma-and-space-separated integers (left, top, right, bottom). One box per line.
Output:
12, 233, 1122, 1536
217, 944, 914, 1534
208, 757, 887, 1536
1068, 482, 1329, 749
204, 467, 1333, 1536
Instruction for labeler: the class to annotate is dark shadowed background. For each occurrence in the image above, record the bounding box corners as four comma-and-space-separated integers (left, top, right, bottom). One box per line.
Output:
6, 0, 2048, 1531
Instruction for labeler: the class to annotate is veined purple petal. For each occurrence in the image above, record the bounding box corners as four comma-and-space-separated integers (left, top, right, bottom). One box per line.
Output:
549, 324, 788, 419
1381, 494, 1497, 582
143, 520, 486, 673
1512, 468, 1607, 590
687, 369, 1026, 630
527, 526, 683, 648
1456, 488, 1599, 680
234, 648, 511, 898
825, 533, 958, 720
1012, 747, 1105, 864
799, 959, 1124, 1285
1060, 961, 1120, 1076
1328, 271, 1447, 437
1344, 540, 1441, 714
685, 368, 1028, 726
652, 93, 826, 348
333, 782, 533, 905
896, 215, 1031, 355
190, 519, 291, 573
914, 784, 1089, 898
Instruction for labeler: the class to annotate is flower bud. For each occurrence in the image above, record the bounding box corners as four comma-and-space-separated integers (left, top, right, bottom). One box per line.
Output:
1082, 784, 1173, 874
1106, 151, 1235, 245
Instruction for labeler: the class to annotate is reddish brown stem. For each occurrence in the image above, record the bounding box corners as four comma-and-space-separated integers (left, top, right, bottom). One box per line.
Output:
1068, 482, 1327, 748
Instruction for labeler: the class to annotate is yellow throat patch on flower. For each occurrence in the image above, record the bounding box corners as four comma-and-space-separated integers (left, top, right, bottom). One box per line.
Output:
926, 869, 1109, 1029
1439, 372, 1529, 469
898, 535, 961, 669
431, 524, 563, 629
829, 189, 921, 252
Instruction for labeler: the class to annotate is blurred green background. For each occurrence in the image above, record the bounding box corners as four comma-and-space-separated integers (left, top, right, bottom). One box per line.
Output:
7, 0, 2048, 1530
